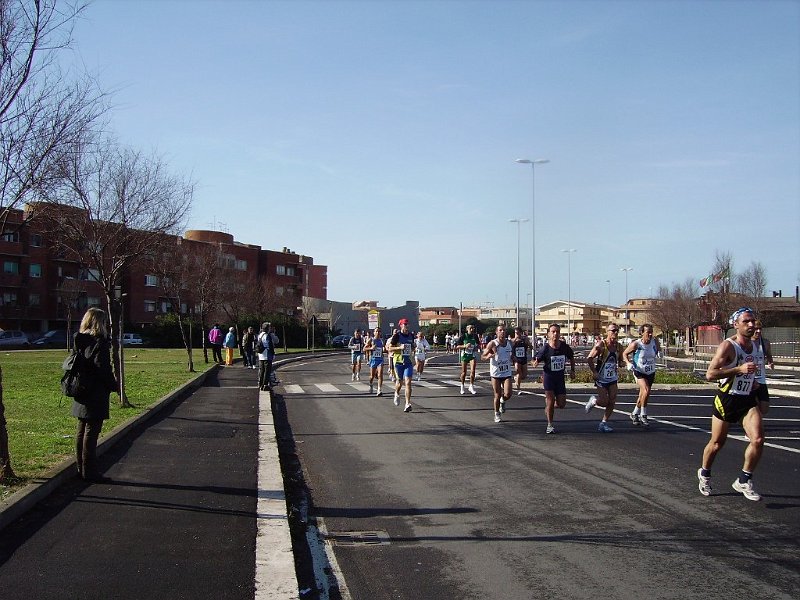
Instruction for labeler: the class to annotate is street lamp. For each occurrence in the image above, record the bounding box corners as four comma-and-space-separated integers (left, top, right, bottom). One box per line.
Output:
562, 249, 577, 336
605, 279, 611, 306
621, 267, 633, 333
509, 218, 529, 327
620, 267, 633, 304
516, 158, 549, 336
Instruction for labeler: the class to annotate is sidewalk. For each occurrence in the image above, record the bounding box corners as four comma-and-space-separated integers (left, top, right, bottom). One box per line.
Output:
0, 361, 298, 600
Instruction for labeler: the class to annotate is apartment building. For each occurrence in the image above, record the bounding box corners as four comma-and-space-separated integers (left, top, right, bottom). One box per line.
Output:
0, 209, 327, 334
536, 301, 606, 336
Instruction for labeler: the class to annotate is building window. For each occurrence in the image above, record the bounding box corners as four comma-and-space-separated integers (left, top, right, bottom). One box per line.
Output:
29, 293, 40, 306
1, 230, 19, 243
144, 300, 156, 312
276, 265, 286, 276
160, 301, 170, 313
3, 261, 19, 274
30, 264, 42, 278
79, 268, 101, 282
286, 266, 295, 276
275, 286, 284, 296
30, 233, 43, 247
235, 259, 247, 271
145, 274, 158, 287
87, 296, 101, 307
2, 292, 17, 305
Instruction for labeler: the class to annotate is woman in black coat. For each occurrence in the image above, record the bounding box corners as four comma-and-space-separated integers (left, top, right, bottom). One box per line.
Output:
72, 307, 118, 483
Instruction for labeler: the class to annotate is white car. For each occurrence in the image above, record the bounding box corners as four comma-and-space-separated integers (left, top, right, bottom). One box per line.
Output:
122, 333, 143, 346
0, 329, 30, 346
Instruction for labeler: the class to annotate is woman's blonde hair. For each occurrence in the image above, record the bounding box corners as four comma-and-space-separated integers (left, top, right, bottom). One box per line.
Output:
79, 307, 109, 338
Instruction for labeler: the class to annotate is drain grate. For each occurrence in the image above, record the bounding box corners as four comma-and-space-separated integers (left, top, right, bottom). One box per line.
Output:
326, 530, 390, 547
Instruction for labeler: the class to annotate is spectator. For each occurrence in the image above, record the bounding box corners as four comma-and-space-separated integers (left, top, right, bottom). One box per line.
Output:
72, 308, 118, 483
208, 324, 223, 364
242, 326, 256, 369
223, 327, 237, 366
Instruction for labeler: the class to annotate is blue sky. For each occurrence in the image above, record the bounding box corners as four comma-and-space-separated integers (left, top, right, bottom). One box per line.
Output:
70, 0, 799, 309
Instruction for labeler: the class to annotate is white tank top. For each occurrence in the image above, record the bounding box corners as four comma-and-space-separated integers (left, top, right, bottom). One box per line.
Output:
633, 339, 658, 375
490, 339, 513, 378
721, 339, 756, 396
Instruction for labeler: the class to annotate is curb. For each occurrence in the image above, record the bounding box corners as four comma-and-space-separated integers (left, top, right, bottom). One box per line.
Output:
0, 365, 216, 533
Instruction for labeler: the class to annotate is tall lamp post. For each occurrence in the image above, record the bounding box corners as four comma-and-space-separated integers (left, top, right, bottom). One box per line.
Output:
562, 249, 577, 336
605, 279, 611, 305
620, 267, 633, 304
621, 267, 633, 334
509, 218, 529, 327
516, 158, 549, 336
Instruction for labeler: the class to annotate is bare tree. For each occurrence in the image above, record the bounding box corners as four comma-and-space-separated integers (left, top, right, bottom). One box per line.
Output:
734, 261, 768, 321
650, 278, 702, 348
41, 139, 193, 406
0, 0, 106, 482
188, 242, 224, 363
151, 239, 199, 372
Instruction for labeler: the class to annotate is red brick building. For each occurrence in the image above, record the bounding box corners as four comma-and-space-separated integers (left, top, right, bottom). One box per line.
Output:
0, 209, 327, 335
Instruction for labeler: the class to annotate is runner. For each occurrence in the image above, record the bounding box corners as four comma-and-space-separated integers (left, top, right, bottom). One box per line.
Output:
482, 325, 513, 422
455, 324, 480, 395
414, 331, 431, 381
697, 308, 764, 501
388, 328, 398, 383
348, 329, 363, 381
585, 323, 625, 432
533, 323, 575, 434
622, 324, 661, 428
752, 319, 774, 415
511, 327, 533, 395
365, 327, 385, 396
386, 319, 415, 412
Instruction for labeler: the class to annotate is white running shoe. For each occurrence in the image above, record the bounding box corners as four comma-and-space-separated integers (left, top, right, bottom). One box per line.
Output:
499, 400, 506, 414
598, 421, 613, 433
546, 424, 556, 434
376, 389, 383, 397
393, 392, 400, 406
640, 415, 650, 428
351, 374, 355, 381
494, 412, 501, 423
469, 384, 476, 395
369, 384, 374, 394
630, 412, 641, 425
732, 479, 761, 501
460, 384, 465, 395
404, 403, 412, 413
585, 395, 597, 413
697, 469, 711, 496
356, 373, 360, 381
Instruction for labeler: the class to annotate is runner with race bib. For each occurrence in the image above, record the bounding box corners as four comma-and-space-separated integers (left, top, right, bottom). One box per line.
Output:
585, 323, 625, 433
482, 325, 513, 423
623, 323, 661, 428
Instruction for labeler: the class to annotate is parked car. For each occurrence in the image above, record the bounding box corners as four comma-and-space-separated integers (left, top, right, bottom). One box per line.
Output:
0, 329, 30, 347
122, 333, 143, 346
331, 334, 350, 348
32, 329, 70, 348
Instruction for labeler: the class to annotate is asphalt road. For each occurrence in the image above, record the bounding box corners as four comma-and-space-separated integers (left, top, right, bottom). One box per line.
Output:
278, 352, 800, 600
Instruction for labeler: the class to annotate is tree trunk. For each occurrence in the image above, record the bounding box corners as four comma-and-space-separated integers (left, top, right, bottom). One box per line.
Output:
0, 366, 17, 482
106, 292, 133, 408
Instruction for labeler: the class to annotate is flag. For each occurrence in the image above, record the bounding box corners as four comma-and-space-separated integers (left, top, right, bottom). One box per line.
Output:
712, 267, 729, 283
700, 274, 711, 288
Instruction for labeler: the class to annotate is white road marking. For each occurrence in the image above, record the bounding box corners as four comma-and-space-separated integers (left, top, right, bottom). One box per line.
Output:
315, 383, 340, 393
255, 389, 298, 599
283, 384, 304, 394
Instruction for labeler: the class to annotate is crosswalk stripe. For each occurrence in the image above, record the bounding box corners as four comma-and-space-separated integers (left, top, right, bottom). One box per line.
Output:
283, 384, 304, 394
416, 380, 445, 388
345, 383, 372, 391
315, 383, 339, 392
